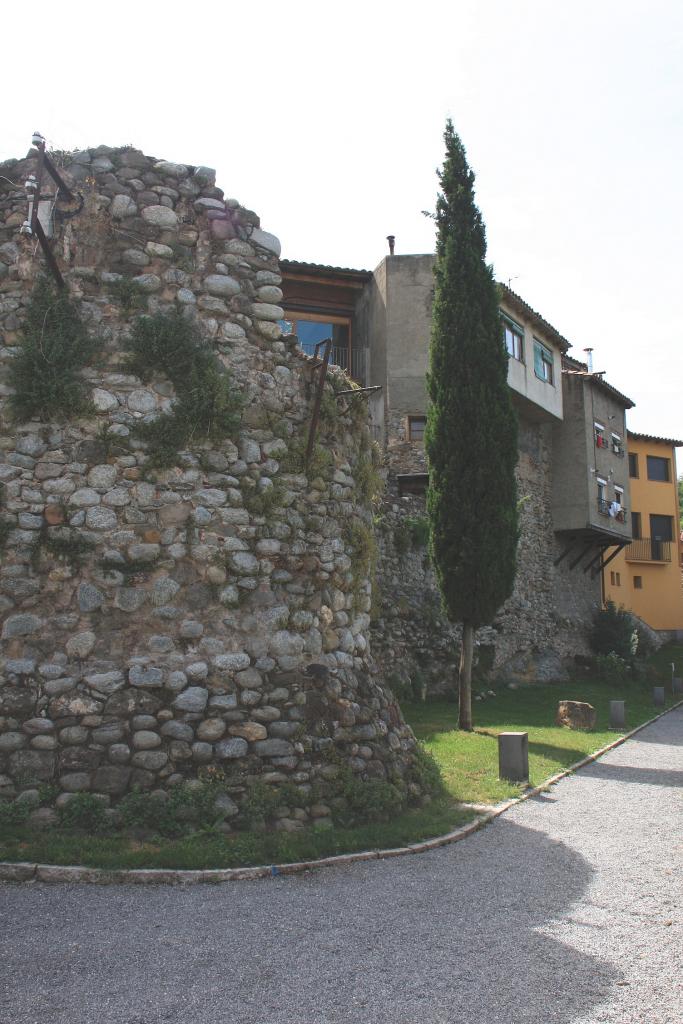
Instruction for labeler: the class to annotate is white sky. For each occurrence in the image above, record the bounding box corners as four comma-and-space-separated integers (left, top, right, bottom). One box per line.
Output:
2, 0, 682, 444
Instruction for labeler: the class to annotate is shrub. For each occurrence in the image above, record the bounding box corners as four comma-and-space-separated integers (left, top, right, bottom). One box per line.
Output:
117, 781, 228, 837
590, 601, 638, 661
595, 652, 631, 684
125, 309, 243, 468
239, 781, 280, 825
7, 277, 96, 422
0, 799, 31, 828
108, 276, 145, 314
57, 793, 109, 833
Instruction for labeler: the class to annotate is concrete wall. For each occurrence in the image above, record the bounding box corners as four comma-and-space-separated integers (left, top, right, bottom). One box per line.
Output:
500, 301, 563, 421
552, 375, 631, 539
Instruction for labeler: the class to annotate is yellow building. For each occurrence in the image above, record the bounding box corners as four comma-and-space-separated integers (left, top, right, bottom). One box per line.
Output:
604, 432, 683, 635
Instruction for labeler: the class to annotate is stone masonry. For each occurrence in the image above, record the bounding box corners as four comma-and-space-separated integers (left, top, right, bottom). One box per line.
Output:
372, 414, 601, 694
0, 145, 429, 824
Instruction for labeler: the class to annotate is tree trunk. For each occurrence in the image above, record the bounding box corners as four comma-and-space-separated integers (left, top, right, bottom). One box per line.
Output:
459, 621, 474, 731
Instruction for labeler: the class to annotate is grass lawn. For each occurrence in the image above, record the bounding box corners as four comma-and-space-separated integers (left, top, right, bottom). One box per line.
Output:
403, 644, 683, 805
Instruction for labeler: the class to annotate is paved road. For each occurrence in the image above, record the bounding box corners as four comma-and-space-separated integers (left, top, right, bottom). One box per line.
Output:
1, 708, 681, 1024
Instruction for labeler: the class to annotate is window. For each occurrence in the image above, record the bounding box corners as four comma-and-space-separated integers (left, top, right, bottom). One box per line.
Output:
397, 473, 429, 497
633, 576, 643, 589
631, 511, 641, 539
611, 434, 623, 456
407, 416, 426, 441
594, 422, 607, 448
278, 313, 355, 376
502, 316, 524, 361
610, 571, 621, 586
628, 453, 638, 478
597, 477, 608, 515
646, 455, 670, 482
533, 340, 554, 384
649, 514, 673, 542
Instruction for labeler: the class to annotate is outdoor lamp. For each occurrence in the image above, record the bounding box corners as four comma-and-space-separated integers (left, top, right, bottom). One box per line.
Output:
24, 175, 38, 193
31, 132, 45, 148
20, 220, 33, 235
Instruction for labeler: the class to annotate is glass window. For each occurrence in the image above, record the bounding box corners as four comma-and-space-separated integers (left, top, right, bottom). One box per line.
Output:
646, 455, 670, 481
533, 340, 554, 384
407, 416, 426, 441
502, 318, 523, 361
278, 315, 351, 371
649, 514, 673, 541
628, 453, 638, 478
631, 511, 641, 539
633, 576, 643, 589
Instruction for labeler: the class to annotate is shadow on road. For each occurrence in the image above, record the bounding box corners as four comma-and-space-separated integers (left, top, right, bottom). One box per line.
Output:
576, 760, 683, 787
1, 817, 621, 1024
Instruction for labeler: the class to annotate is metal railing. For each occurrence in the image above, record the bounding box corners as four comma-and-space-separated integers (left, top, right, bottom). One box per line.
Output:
625, 538, 672, 562
298, 341, 367, 385
597, 499, 628, 524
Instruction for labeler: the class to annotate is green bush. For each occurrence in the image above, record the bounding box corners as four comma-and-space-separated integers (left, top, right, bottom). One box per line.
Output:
590, 601, 638, 660
594, 652, 631, 684
0, 799, 32, 828
8, 277, 96, 422
57, 793, 109, 833
335, 774, 405, 826
118, 781, 228, 837
125, 309, 243, 468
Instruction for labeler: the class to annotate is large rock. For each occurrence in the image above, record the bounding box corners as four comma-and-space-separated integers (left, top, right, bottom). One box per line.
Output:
556, 700, 596, 731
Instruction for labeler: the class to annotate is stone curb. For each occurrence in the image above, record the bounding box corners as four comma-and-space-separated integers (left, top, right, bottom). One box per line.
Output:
2, 699, 681, 886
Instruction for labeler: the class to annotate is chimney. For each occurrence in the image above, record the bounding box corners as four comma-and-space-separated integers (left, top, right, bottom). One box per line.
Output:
583, 347, 594, 372
386, 234, 395, 256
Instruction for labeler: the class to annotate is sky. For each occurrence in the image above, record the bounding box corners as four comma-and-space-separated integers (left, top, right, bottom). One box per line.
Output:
2, 0, 682, 443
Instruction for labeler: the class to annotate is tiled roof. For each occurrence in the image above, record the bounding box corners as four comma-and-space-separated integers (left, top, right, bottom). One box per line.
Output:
498, 283, 571, 353
628, 431, 683, 447
280, 259, 371, 279
562, 368, 635, 410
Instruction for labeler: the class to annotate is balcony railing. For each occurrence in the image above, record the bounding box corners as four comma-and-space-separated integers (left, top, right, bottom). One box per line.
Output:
625, 538, 672, 562
597, 499, 628, 524
299, 341, 367, 385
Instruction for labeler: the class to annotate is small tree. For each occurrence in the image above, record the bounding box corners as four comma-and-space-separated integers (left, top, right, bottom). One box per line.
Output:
425, 121, 519, 730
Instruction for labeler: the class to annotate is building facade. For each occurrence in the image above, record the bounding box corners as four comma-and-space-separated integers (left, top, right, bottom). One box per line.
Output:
603, 432, 683, 636
282, 253, 635, 685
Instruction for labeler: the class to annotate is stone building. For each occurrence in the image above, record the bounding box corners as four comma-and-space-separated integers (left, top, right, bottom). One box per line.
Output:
281, 253, 635, 689
0, 143, 433, 816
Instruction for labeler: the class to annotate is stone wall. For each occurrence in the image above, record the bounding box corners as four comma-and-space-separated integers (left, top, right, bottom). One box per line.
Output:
0, 146, 429, 824
371, 414, 601, 692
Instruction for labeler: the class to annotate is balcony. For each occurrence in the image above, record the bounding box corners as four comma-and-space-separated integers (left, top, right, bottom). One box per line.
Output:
298, 339, 367, 385
597, 499, 628, 524
625, 538, 672, 563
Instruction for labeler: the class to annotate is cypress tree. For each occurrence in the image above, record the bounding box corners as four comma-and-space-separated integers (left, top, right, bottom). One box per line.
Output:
425, 121, 519, 731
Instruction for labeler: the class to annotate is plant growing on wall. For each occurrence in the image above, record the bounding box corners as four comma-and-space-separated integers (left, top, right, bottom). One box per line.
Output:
7, 277, 96, 422
425, 121, 519, 731
125, 308, 243, 469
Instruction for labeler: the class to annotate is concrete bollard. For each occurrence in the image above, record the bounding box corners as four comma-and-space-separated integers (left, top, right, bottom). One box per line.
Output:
653, 686, 665, 708
499, 731, 529, 783
609, 700, 626, 729
672, 677, 682, 696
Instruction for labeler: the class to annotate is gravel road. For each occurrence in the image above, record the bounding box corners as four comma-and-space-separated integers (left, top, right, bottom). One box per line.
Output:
1, 707, 681, 1024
